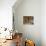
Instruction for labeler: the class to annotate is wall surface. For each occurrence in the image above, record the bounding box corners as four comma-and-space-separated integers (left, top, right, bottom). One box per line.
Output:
13, 0, 41, 46
41, 0, 46, 46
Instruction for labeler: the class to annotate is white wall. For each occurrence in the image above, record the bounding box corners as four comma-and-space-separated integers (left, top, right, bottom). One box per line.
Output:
41, 0, 46, 46
0, 0, 16, 30
13, 0, 41, 46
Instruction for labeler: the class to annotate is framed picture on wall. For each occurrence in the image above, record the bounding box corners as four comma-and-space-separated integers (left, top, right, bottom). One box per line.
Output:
23, 16, 34, 24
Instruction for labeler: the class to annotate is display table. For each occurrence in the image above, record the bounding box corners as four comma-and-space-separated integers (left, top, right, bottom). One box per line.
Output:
0, 38, 6, 46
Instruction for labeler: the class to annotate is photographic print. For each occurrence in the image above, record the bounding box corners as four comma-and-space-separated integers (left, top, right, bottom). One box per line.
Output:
23, 16, 34, 24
